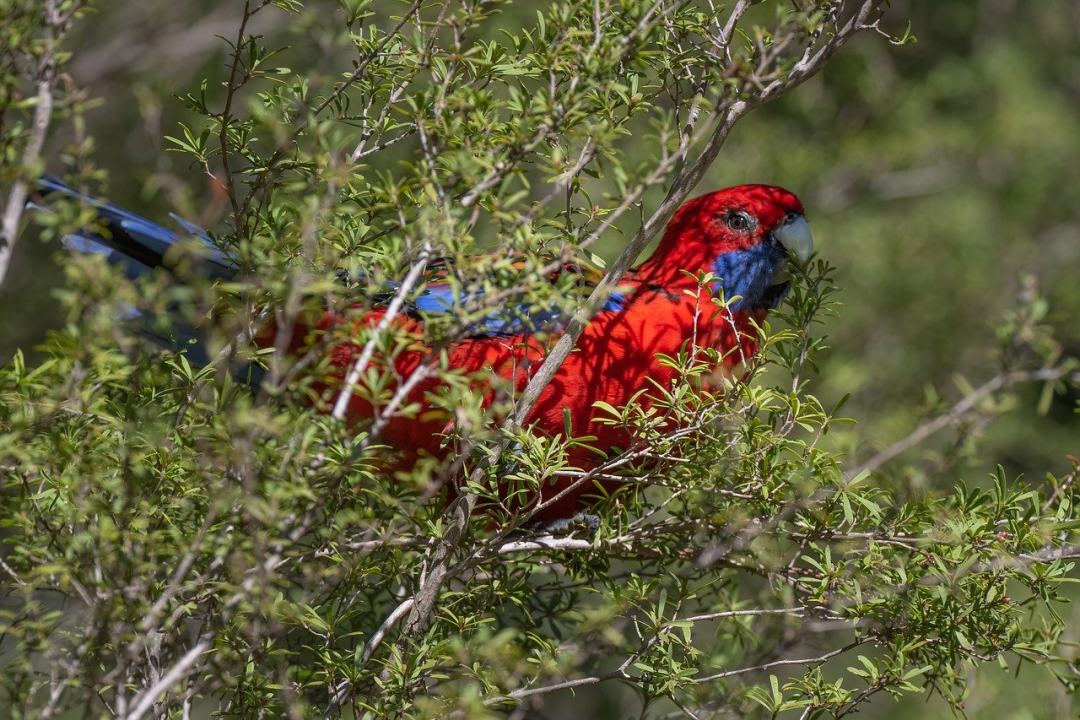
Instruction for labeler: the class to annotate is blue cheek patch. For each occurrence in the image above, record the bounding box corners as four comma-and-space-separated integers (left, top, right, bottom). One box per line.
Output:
712, 243, 785, 311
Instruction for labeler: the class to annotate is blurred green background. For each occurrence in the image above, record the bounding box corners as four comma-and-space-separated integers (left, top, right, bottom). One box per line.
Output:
2, 0, 1078, 716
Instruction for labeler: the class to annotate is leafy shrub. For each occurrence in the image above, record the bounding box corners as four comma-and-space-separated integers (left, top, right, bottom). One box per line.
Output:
2, 1, 1079, 718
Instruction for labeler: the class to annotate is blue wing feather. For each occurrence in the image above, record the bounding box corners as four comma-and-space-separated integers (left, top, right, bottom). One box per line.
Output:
397, 281, 625, 339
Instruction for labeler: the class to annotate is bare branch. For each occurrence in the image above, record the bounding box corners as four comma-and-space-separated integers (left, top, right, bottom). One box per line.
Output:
0, 0, 69, 287
330, 241, 433, 420
121, 639, 211, 720
845, 366, 1075, 481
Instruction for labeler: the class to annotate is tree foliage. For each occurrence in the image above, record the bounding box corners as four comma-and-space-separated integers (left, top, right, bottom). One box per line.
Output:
2, 1, 1080, 718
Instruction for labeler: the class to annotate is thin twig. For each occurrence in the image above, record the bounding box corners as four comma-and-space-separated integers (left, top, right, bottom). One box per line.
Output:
845, 366, 1074, 481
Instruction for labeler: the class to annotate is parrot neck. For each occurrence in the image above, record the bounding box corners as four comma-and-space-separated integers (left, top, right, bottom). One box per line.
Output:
632, 228, 724, 288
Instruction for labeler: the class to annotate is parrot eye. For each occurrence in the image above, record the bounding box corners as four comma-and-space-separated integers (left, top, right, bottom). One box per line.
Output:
724, 210, 755, 232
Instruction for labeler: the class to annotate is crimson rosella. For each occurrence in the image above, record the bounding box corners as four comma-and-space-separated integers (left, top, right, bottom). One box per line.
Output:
37, 179, 812, 520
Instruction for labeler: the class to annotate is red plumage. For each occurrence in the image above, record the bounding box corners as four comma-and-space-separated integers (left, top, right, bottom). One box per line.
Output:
300, 185, 809, 520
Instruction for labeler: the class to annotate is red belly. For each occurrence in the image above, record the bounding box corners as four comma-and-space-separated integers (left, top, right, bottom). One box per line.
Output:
279, 290, 758, 520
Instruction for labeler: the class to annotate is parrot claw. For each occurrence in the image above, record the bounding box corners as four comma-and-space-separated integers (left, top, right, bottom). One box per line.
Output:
540, 512, 600, 536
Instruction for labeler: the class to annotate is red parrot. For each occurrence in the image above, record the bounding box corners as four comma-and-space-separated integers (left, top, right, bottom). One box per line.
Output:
38, 180, 812, 521
304, 185, 812, 520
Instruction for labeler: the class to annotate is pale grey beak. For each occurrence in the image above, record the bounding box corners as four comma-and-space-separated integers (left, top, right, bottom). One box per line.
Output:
773, 213, 813, 265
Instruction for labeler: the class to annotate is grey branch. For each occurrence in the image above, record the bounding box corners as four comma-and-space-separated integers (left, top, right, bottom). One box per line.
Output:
0, 0, 65, 287
845, 366, 1075, 481
121, 639, 211, 720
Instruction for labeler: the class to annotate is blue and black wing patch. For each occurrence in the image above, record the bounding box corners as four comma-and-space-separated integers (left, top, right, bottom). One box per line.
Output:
37, 178, 628, 348
381, 260, 626, 339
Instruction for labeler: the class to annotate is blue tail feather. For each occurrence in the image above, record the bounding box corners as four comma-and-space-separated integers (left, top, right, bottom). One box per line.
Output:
34, 177, 253, 377
36, 176, 236, 280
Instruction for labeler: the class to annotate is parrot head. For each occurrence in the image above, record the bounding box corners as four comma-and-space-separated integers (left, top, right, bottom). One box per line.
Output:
639, 184, 813, 311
